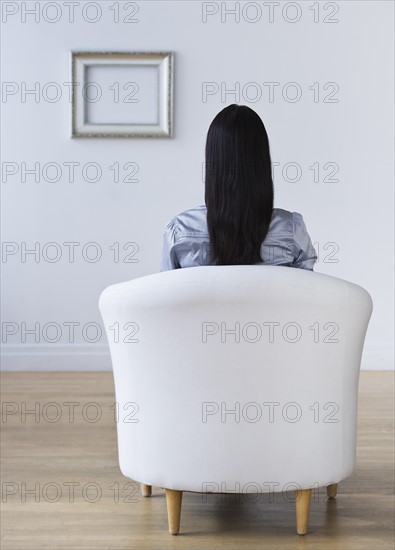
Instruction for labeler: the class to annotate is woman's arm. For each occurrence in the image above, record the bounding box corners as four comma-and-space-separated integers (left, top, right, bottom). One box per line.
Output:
160, 219, 181, 271
292, 212, 318, 271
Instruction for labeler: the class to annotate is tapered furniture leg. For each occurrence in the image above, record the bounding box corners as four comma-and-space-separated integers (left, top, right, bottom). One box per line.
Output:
166, 489, 183, 535
141, 483, 152, 497
327, 483, 338, 500
295, 489, 312, 535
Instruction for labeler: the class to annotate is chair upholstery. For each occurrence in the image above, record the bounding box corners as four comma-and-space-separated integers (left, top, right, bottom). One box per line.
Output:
99, 265, 373, 535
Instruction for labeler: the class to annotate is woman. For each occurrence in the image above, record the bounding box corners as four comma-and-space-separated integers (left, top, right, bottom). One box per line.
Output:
160, 104, 317, 271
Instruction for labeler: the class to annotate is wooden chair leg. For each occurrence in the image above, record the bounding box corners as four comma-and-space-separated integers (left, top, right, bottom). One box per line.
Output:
327, 483, 338, 500
141, 483, 152, 497
165, 489, 183, 535
295, 489, 312, 535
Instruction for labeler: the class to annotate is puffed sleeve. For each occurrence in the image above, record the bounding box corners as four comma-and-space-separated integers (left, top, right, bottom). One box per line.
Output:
160, 219, 181, 271
292, 212, 317, 271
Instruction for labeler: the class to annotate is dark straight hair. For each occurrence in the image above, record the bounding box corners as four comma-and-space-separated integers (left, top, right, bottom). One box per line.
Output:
204, 104, 274, 265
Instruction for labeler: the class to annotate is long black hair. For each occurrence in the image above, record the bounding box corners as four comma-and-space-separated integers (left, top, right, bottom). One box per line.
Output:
204, 104, 274, 265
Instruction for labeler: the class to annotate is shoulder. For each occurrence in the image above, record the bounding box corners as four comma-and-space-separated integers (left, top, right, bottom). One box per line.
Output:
268, 208, 295, 234
271, 208, 302, 221
267, 209, 310, 247
164, 205, 208, 239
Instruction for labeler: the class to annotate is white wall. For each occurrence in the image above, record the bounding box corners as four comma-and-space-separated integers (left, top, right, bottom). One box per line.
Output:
1, 0, 393, 370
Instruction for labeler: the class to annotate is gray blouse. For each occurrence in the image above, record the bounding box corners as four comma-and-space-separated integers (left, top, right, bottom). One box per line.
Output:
160, 205, 317, 271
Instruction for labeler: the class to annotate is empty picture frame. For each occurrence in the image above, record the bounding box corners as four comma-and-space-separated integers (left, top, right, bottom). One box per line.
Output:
71, 51, 174, 138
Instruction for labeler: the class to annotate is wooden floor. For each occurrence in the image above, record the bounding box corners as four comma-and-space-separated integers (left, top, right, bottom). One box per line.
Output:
1, 371, 394, 550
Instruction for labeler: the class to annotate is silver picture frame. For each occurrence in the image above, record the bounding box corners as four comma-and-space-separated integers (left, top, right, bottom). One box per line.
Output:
71, 51, 174, 138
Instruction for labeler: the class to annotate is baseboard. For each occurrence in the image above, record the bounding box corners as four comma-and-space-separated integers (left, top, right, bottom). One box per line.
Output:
1, 344, 393, 372
360, 345, 394, 371
0, 345, 112, 371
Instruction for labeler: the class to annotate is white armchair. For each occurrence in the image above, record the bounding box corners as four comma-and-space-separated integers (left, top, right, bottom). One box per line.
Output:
99, 265, 372, 536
